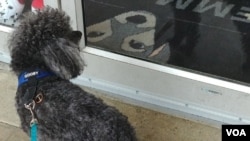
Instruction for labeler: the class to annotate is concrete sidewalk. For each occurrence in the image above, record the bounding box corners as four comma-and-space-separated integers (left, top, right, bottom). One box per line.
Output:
0, 122, 28, 141
0, 62, 221, 141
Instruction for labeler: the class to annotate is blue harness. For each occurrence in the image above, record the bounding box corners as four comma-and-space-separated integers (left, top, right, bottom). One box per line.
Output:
18, 69, 55, 87
18, 69, 55, 141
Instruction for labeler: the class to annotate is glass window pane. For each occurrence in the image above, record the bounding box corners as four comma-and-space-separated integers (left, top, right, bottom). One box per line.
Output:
83, 0, 250, 84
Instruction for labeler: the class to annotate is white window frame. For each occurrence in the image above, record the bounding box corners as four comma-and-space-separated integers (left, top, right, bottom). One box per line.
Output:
62, 0, 250, 127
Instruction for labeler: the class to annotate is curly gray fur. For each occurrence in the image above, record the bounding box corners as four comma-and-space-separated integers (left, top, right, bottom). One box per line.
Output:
9, 7, 84, 79
9, 7, 137, 141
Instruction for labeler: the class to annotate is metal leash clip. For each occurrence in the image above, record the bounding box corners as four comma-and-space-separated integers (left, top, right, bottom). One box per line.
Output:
24, 100, 38, 126
25, 100, 38, 141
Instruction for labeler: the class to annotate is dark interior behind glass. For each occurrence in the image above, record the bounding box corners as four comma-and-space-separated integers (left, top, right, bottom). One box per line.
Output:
83, 0, 250, 84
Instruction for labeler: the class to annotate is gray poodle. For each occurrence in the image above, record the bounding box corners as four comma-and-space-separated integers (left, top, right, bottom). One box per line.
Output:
9, 7, 137, 141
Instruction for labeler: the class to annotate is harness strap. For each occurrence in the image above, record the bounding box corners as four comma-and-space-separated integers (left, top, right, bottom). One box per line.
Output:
18, 69, 55, 105
19, 69, 55, 141
23, 76, 38, 105
18, 69, 55, 87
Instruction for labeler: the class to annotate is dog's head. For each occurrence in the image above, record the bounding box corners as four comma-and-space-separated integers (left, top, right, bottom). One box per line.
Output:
9, 7, 84, 79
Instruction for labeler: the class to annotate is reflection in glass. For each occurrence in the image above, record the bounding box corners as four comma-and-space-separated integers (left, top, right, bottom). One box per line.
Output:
83, 0, 250, 84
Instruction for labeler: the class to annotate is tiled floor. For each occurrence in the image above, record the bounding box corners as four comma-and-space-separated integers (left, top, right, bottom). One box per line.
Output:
0, 62, 221, 141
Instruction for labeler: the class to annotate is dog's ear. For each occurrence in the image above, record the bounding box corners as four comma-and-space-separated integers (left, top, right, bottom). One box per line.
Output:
40, 38, 84, 79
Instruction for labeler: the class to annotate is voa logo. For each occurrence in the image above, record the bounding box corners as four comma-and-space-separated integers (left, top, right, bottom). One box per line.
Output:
226, 129, 246, 136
